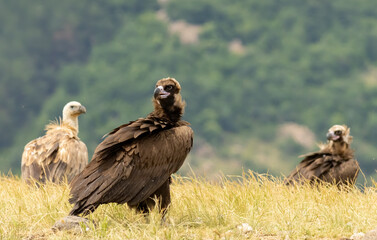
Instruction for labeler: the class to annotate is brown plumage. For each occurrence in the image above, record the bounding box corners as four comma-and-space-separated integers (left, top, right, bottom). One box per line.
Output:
285, 125, 359, 186
21, 101, 88, 184
69, 77, 193, 216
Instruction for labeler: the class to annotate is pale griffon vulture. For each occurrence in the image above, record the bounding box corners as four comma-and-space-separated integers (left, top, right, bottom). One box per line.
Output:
21, 101, 88, 184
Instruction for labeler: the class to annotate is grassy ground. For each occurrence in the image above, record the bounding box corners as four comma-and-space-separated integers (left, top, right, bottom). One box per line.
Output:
1, 172, 376, 240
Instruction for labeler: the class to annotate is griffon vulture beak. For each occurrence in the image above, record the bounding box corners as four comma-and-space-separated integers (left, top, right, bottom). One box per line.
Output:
154, 86, 170, 99
79, 105, 87, 114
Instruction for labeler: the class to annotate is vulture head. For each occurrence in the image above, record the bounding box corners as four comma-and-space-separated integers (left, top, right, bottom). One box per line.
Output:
62, 101, 86, 131
153, 78, 185, 121
326, 125, 352, 144
154, 78, 181, 101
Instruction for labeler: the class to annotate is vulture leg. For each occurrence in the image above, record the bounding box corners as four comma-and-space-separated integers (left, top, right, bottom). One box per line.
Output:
136, 178, 171, 217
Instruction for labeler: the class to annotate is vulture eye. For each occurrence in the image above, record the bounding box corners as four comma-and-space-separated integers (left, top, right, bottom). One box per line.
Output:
165, 85, 173, 91
70, 106, 75, 109
334, 130, 342, 135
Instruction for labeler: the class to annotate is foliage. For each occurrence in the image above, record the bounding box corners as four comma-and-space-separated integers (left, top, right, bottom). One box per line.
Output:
1, 0, 377, 179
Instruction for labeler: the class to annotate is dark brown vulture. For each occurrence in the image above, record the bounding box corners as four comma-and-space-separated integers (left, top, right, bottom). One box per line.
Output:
285, 124, 359, 186
21, 101, 88, 184
68, 77, 193, 216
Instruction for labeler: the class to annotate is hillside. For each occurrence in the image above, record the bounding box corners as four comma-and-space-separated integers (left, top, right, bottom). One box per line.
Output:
1, 174, 377, 239
1, 0, 377, 179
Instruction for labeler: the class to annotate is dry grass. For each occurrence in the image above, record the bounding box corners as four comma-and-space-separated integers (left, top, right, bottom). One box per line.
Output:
1, 172, 377, 239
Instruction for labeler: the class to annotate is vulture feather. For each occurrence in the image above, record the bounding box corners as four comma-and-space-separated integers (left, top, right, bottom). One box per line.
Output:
69, 77, 193, 216
21, 101, 88, 184
285, 125, 359, 186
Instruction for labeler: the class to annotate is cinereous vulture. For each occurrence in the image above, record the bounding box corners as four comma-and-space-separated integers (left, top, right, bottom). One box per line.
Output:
285, 124, 359, 186
21, 101, 88, 184
69, 77, 193, 216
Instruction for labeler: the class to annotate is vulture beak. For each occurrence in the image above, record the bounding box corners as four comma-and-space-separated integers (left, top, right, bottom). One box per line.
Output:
79, 106, 87, 114
154, 86, 170, 99
327, 132, 340, 141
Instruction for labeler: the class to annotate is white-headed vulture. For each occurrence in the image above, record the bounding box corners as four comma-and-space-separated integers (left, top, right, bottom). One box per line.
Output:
21, 101, 88, 184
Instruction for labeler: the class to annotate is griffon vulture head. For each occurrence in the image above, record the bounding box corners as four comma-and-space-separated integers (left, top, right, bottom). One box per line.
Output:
62, 101, 86, 132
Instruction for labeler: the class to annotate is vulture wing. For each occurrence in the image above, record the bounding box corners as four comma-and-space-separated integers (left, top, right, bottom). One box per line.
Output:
285, 152, 333, 184
285, 151, 359, 185
21, 127, 88, 183
51, 137, 88, 183
69, 118, 193, 215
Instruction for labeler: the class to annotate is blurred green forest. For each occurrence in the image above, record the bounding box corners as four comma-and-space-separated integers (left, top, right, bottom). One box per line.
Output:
1, 0, 377, 181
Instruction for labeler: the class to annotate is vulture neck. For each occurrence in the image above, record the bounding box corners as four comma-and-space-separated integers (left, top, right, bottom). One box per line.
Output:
152, 95, 185, 123
328, 141, 352, 157
63, 115, 79, 133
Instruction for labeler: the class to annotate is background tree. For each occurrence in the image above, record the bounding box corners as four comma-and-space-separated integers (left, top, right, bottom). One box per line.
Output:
1, 0, 377, 181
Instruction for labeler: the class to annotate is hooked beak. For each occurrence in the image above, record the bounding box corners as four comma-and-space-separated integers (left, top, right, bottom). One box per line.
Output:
79, 106, 86, 114
154, 86, 170, 99
326, 132, 340, 141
